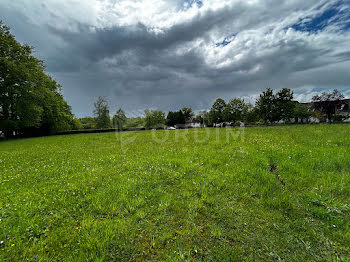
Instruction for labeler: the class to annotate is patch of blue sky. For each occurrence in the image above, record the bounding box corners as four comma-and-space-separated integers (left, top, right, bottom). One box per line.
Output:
182, 0, 203, 10
291, 1, 350, 33
215, 34, 237, 47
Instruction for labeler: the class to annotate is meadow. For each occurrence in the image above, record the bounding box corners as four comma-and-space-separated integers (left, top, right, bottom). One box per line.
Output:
0, 125, 349, 261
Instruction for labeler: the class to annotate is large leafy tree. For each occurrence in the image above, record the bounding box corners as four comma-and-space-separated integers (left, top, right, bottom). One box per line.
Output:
244, 105, 260, 123
275, 88, 295, 121
112, 108, 127, 130
167, 111, 185, 126
144, 109, 166, 129
72, 118, 83, 130
0, 21, 74, 137
195, 110, 213, 126
181, 107, 194, 122
312, 89, 345, 122
256, 88, 277, 123
256, 88, 294, 123
223, 98, 248, 124
210, 98, 226, 124
93, 96, 110, 129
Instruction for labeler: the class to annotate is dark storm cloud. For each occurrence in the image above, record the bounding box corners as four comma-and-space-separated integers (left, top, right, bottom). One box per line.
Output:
45, 2, 248, 72
1, 0, 350, 117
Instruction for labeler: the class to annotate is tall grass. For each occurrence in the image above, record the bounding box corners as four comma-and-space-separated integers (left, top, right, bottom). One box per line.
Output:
0, 124, 349, 261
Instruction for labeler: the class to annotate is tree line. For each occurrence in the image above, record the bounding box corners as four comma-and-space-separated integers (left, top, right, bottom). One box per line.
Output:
0, 20, 347, 138
88, 87, 346, 131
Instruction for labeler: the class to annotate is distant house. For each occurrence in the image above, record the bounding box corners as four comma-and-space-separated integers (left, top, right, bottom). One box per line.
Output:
301, 98, 350, 122
302, 99, 350, 114
186, 118, 201, 128
333, 98, 350, 117
174, 118, 202, 129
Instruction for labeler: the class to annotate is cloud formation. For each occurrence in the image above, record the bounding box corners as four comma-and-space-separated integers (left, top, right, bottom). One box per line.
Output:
1, 0, 350, 116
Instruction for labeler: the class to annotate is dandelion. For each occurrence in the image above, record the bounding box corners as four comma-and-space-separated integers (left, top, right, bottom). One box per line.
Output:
11, 243, 15, 247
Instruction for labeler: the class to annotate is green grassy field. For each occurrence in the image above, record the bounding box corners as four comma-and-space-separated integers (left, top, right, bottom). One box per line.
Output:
0, 125, 349, 261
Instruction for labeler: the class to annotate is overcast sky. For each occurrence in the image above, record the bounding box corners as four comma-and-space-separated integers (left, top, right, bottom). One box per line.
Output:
1, 0, 350, 117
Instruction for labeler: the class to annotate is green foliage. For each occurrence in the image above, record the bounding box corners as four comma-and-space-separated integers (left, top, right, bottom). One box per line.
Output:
294, 103, 312, 122
256, 88, 276, 123
223, 98, 248, 123
93, 97, 110, 129
144, 109, 166, 129
181, 107, 194, 122
112, 108, 127, 130
72, 118, 83, 130
0, 21, 75, 137
124, 117, 144, 129
167, 110, 185, 126
276, 88, 295, 121
196, 110, 213, 126
256, 88, 294, 123
166, 108, 193, 127
210, 98, 226, 124
79, 117, 96, 129
244, 104, 260, 123
1, 125, 350, 260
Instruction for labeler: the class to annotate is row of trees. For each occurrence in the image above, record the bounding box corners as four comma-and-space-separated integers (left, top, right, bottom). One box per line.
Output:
195, 88, 299, 126
0, 21, 78, 138
198, 88, 345, 126
90, 97, 128, 130
90, 97, 196, 130
88, 88, 346, 131
91, 98, 200, 130
90, 97, 167, 130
